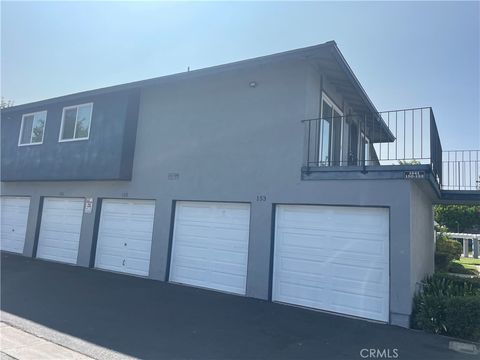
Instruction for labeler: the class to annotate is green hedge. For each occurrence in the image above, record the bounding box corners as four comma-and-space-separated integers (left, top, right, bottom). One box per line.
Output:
436, 236, 462, 262
434, 252, 450, 272
412, 274, 480, 341
432, 273, 480, 291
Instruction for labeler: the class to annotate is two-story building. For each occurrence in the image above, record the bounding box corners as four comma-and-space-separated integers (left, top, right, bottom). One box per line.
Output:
1, 41, 479, 328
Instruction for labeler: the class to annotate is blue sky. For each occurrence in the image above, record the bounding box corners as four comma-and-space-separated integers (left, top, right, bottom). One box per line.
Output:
1, 1, 479, 150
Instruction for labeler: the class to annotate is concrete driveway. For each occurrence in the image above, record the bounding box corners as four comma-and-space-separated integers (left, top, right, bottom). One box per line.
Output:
0, 252, 475, 360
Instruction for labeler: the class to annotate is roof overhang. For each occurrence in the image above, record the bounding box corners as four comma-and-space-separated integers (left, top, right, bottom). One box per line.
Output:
1, 41, 395, 143
304, 43, 395, 142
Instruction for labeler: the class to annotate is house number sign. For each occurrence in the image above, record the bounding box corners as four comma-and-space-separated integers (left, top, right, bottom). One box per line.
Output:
84, 197, 94, 214
404, 171, 425, 179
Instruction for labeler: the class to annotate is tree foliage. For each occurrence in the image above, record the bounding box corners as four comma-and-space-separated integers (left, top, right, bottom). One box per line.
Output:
434, 205, 480, 233
1, 97, 14, 109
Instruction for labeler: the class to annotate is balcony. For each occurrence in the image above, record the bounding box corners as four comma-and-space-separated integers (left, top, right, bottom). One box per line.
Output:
302, 107, 479, 201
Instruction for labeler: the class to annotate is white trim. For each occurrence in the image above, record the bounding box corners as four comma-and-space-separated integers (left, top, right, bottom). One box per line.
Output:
319, 92, 344, 165
17, 111, 47, 146
360, 132, 370, 164
444, 232, 480, 240
321, 92, 342, 115
58, 102, 93, 142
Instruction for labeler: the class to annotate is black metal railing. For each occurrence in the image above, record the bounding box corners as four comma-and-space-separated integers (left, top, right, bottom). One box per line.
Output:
442, 150, 480, 190
303, 107, 443, 181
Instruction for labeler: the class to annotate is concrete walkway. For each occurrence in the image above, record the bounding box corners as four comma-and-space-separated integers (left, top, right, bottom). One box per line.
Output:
1, 322, 91, 360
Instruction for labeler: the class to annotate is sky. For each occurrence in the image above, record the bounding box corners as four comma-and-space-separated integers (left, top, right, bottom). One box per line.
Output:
1, 1, 479, 150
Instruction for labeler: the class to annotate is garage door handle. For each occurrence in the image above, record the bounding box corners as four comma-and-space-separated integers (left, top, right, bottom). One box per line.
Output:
122, 260, 125, 266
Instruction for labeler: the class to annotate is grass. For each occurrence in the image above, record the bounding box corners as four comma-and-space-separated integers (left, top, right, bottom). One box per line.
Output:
449, 257, 480, 276
458, 257, 480, 266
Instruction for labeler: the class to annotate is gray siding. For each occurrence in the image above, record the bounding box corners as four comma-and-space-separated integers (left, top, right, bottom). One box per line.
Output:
1, 89, 140, 181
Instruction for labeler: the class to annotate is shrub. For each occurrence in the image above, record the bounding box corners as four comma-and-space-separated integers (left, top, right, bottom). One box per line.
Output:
436, 236, 462, 263
434, 252, 450, 272
443, 297, 480, 341
412, 274, 480, 341
424, 274, 480, 297
432, 273, 480, 291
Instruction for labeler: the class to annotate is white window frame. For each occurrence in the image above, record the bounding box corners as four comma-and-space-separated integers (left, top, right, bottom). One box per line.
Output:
58, 103, 93, 142
319, 92, 344, 165
360, 132, 371, 165
18, 111, 47, 146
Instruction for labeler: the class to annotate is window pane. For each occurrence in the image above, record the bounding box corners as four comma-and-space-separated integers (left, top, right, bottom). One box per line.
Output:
331, 110, 342, 165
321, 100, 333, 119
75, 104, 92, 139
20, 115, 34, 144
348, 121, 359, 165
62, 108, 77, 140
365, 139, 370, 164
319, 100, 333, 165
319, 119, 331, 164
31, 112, 46, 143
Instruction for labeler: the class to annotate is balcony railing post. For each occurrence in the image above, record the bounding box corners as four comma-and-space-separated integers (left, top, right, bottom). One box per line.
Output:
306, 120, 311, 172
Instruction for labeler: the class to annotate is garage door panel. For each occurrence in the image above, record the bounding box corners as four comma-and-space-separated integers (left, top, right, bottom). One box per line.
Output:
173, 266, 209, 283
273, 205, 389, 322
278, 206, 386, 228
175, 243, 209, 257
125, 257, 150, 276
125, 248, 151, 261
1, 197, 30, 254
96, 256, 124, 272
210, 260, 247, 276
170, 201, 250, 295
96, 242, 124, 256
37, 237, 79, 250
40, 229, 81, 243
209, 272, 245, 293
277, 282, 327, 307
40, 217, 83, 229
125, 238, 153, 252
36, 198, 83, 264
210, 249, 247, 265
331, 273, 388, 292
330, 264, 387, 285
37, 247, 78, 264
279, 230, 386, 257
95, 199, 154, 277
279, 256, 329, 276
209, 240, 248, 254
331, 291, 385, 317
173, 255, 207, 270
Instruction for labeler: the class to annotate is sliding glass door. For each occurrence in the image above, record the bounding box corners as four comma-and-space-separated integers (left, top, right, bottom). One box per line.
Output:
319, 94, 343, 166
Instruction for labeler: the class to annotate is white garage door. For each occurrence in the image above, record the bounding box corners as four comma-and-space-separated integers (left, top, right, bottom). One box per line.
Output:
0, 197, 30, 254
36, 197, 84, 264
273, 205, 389, 322
95, 199, 155, 276
169, 201, 250, 295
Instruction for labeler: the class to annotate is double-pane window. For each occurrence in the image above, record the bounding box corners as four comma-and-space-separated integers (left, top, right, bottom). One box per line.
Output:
19, 111, 47, 145
60, 103, 93, 141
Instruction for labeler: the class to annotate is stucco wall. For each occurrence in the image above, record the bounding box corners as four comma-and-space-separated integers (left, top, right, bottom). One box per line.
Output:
1, 57, 431, 327
410, 182, 435, 295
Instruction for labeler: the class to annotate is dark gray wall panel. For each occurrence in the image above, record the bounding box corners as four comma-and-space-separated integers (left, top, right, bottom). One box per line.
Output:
1, 89, 140, 181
